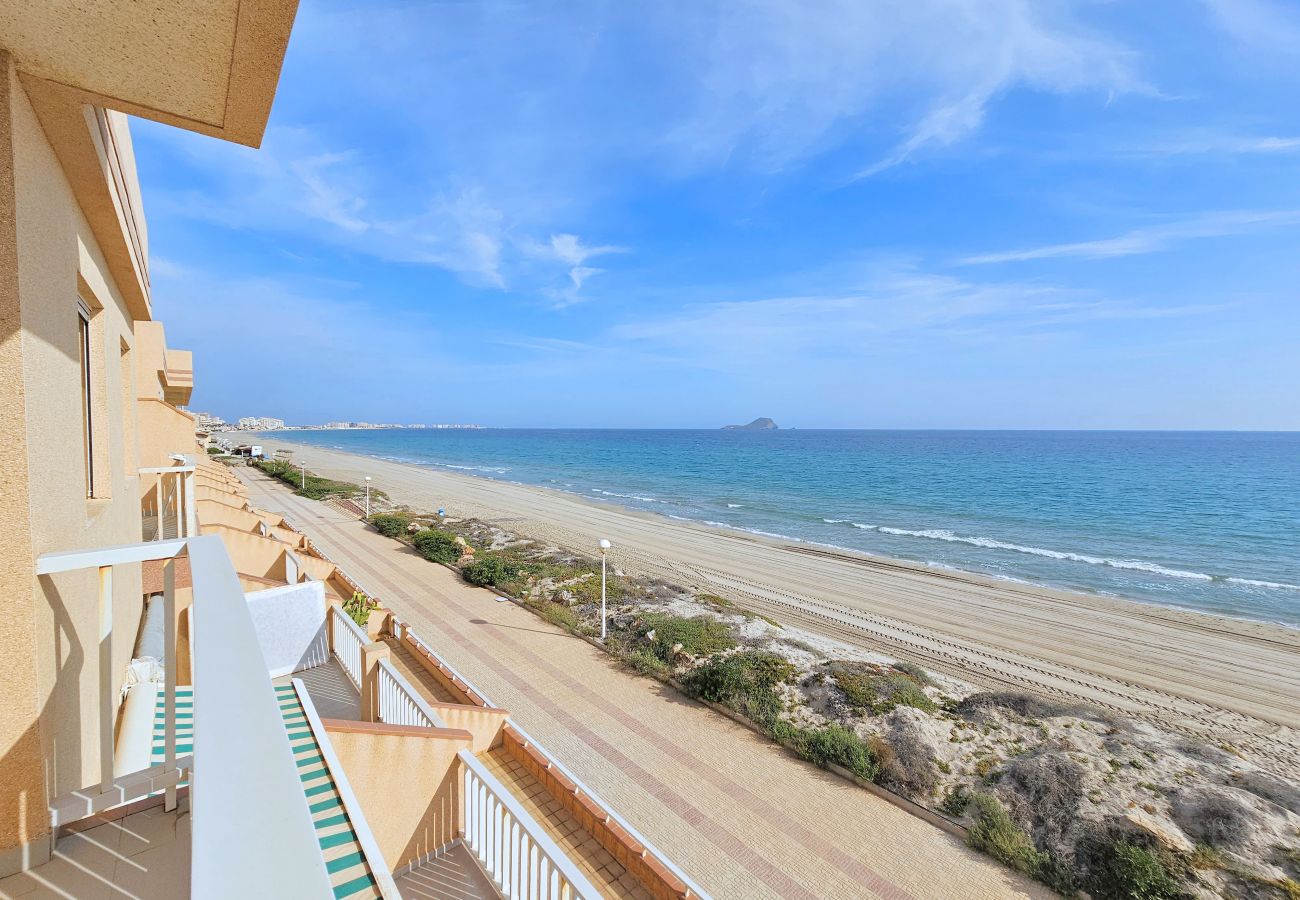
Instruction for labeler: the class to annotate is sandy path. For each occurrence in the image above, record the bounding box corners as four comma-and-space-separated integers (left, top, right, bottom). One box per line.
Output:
243, 436, 1300, 776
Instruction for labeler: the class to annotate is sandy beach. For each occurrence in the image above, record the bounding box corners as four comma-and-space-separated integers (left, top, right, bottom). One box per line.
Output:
242, 434, 1300, 777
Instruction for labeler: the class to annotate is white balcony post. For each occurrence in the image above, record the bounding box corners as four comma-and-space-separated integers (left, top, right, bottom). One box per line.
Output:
183, 469, 198, 537
163, 557, 178, 811
98, 565, 114, 793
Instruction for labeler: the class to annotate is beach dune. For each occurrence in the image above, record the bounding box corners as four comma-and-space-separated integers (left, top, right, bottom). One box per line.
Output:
245, 435, 1300, 777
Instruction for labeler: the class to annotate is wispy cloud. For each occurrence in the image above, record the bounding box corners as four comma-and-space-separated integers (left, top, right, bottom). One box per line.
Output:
521, 234, 628, 307
609, 267, 1219, 371
142, 126, 630, 297
845, 1, 1142, 177
957, 209, 1300, 265
287, 0, 1143, 184
1199, 0, 1300, 58
1135, 134, 1300, 157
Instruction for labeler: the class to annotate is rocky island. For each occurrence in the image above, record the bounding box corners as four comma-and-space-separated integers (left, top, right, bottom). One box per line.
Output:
722, 417, 779, 430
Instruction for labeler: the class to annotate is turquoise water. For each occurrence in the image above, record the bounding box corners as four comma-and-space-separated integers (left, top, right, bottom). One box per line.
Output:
271, 429, 1300, 626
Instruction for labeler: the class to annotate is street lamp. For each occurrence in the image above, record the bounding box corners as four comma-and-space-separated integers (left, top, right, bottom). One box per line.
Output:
300, 460, 307, 490
598, 538, 612, 640
364, 476, 372, 518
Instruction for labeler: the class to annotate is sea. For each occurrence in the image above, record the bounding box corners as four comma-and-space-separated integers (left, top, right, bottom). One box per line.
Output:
268, 429, 1300, 627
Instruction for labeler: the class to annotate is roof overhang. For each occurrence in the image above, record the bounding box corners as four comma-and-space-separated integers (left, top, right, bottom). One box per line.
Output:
0, 1, 299, 321
0, 0, 299, 147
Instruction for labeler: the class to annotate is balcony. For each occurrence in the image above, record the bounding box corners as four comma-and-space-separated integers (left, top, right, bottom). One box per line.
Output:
10, 528, 700, 899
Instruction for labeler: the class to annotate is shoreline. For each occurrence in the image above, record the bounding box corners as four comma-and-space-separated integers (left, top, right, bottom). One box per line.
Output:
231, 433, 1300, 774
237, 431, 1295, 635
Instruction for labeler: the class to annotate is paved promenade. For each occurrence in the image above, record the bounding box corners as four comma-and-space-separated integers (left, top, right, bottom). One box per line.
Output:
236, 470, 1049, 900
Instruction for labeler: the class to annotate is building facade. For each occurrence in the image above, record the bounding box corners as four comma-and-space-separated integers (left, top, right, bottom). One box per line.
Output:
0, 0, 297, 877
237, 415, 285, 430
0, 3, 698, 897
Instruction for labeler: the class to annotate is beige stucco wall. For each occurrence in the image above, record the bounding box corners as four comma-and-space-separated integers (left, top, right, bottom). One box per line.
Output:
197, 525, 292, 582
136, 396, 196, 470
0, 61, 148, 871
426, 704, 508, 754
193, 501, 266, 535
324, 724, 469, 871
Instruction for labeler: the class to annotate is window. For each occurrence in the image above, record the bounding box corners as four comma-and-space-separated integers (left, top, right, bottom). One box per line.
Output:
78, 300, 93, 497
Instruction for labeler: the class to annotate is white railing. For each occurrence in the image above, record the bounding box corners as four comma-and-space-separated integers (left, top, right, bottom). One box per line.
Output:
330, 605, 368, 690
36, 536, 334, 897
375, 657, 446, 728
37, 538, 188, 814
188, 536, 335, 898
140, 458, 197, 541
460, 749, 599, 900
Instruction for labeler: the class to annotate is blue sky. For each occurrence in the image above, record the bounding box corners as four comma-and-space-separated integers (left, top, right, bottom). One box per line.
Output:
134, 0, 1300, 429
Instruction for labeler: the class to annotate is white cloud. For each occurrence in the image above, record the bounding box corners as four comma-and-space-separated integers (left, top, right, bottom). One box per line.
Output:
141, 125, 636, 295
659, 0, 1141, 176
958, 209, 1300, 265
291, 0, 1141, 184
520, 233, 627, 306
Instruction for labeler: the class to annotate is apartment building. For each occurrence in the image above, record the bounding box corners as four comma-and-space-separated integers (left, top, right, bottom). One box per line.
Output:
238, 415, 286, 430
0, 3, 698, 897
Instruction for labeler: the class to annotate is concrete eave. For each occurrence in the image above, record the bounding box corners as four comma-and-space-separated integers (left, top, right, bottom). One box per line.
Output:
1, 0, 300, 148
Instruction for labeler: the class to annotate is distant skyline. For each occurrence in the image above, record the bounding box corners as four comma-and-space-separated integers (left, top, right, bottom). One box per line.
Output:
135, 0, 1300, 430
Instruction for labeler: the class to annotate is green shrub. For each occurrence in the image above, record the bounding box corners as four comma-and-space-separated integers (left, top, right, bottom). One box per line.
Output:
205, 445, 222, 455
368, 513, 412, 538
343, 591, 378, 628
622, 649, 669, 677
893, 661, 933, 685
682, 651, 794, 703
832, 665, 937, 714
793, 724, 880, 781
565, 569, 623, 604
641, 614, 735, 662
462, 553, 515, 587
254, 459, 362, 500
967, 793, 1048, 878
413, 529, 461, 564
697, 592, 735, 610
941, 786, 971, 817
1082, 838, 1183, 900
530, 601, 578, 631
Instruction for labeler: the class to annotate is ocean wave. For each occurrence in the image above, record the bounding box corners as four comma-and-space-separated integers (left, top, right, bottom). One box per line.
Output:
442, 463, 510, 474
591, 488, 660, 503
743, 526, 798, 540
727, 503, 744, 508
821, 518, 876, 529
1225, 577, 1300, 591
871, 526, 1218, 582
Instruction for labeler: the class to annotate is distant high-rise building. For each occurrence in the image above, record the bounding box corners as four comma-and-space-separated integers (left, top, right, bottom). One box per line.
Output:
237, 416, 285, 431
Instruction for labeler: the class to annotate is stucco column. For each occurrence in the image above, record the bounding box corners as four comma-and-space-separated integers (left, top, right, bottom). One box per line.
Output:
0, 53, 51, 876
360, 641, 389, 723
